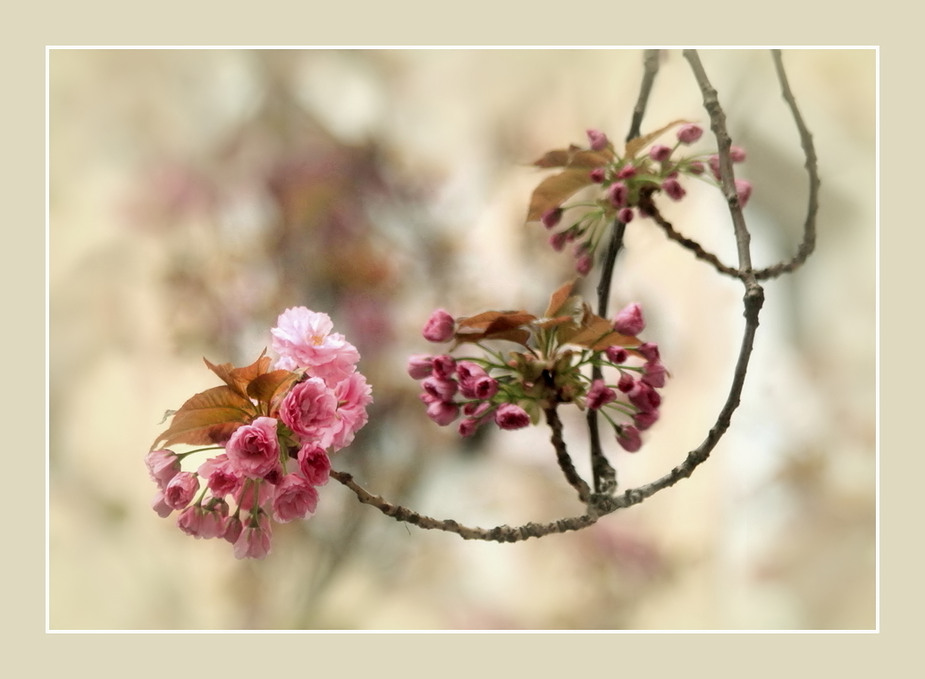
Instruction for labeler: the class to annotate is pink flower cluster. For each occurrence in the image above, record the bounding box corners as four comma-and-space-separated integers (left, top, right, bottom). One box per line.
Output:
147, 307, 372, 559
542, 125, 753, 275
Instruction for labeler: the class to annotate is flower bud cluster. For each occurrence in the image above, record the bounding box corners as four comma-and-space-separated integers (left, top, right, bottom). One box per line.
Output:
542, 125, 752, 275
146, 307, 372, 559
412, 302, 667, 453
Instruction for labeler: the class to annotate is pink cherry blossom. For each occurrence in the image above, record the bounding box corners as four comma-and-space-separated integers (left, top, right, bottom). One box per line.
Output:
297, 444, 331, 485
586, 379, 617, 410
642, 361, 667, 388
151, 490, 173, 518
426, 399, 459, 426
586, 129, 609, 151
330, 371, 373, 451
662, 177, 686, 201
649, 144, 672, 162
613, 302, 645, 335
145, 449, 180, 489
164, 471, 199, 510
677, 124, 703, 144
495, 403, 531, 430
198, 453, 243, 498
617, 426, 642, 452
272, 474, 320, 523
234, 512, 272, 559
271, 307, 360, 382
225, 417, 282, 479
422, 375, 458, 402
223, 516, 243, 544
177, 503, 227, 539
422, 309, 456, 343
278, 378, 339, 448
407, 354, 435, 379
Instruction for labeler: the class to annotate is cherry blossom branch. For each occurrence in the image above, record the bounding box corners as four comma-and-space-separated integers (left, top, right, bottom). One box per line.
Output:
328, 50, 814, 544
545, 405, 592, 502
587, 49, 662, 495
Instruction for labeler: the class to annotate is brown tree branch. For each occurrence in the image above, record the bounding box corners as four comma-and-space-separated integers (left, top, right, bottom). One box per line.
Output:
545, 405, 592, 503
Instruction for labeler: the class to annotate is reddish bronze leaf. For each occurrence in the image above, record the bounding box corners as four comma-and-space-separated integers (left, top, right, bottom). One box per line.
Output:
526, 168, 596, 222
559, 311, 641, 350
544, 279, 579, 318
248, 369, 300, 411
532, 146, 613, 169
151, 385, 256, 449
455, 310, 536, 346
624, 119, 691, 159
203, 351, 272, 398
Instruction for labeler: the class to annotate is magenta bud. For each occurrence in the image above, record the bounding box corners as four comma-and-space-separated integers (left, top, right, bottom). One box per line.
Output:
617, 426, 642, 452
633, 410, 660, 431
494, 403, 531, 430
541, 207, 563, 229
617, 372, 635, 393
407, 354, 435, 380
735, 179, 753, 208
730, 145, 747, 162
586, 129, 609, 151
575, 251, 593, 277
549, 231, 569, 252
649, 144, 672, 162
677, 124, 703, 144
586, 379, 617, 410
613, 302, 645, 335
431, 354, 457, 378
606, 346, 628, 364
662, 177, 686, 201
618, 207, 634, 224
641, 361, 667, 388
426, 399, 460, 426
607, 181, 628, 207
616, 164, 637, 179
688, 160, 705, 175
589, 167, 606, 183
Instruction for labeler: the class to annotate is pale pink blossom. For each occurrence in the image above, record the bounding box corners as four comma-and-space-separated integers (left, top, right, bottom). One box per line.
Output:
236, 478, 276, 512
297, 444, 331, 486
613, 302, 645, 335
164, 471, 199, 510
177, 504, 227, 539
223, 516, 243, 544
145, 449, 180, 489
225, 417, 283, 479
234, 512, 273, 559
422, 375, 458, 402
330, 371, 373, 451
495, 403, 531, 430
457, 417, 482, 438
431, 354, 457, 379
151, 490, 173, 518
423, 309, 456, 343
272, 474, 320, 523
198, 453, 243, 498
278, 378, 338, 448
271, 307, 360, 382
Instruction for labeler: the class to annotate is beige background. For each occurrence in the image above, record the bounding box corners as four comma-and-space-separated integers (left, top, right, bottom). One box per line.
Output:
47, 47, 875, 631
8, 0, 910, 670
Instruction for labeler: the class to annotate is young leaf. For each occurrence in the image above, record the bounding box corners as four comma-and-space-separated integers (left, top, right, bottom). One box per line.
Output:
526, 168, 596, 223
624, 119, 691, 159
532, 146, 613, 169
544, 279, 579, 318
151, 385, 256, 449
455, 310, 536, 346
203, 351, 272, 399
248, 369, 301, 414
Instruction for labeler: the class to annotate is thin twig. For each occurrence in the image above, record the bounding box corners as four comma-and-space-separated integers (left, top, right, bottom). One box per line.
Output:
545, 405, 592, 502
587, 49, 662, 494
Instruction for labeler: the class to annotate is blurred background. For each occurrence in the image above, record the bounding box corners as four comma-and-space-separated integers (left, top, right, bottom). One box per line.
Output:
48, 48, 876, 630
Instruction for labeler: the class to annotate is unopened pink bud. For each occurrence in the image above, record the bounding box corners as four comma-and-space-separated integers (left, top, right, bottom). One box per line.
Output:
549, 231, 569, 252
730, 146, 747, 162
613, 302, 645, 335
617, 426, 642, 452
633, 410, 660, 431
495, 403, 531, 430
541, 207, 563, 229
422, 309, 456, 343
642, 361, 666, 388
735, 179, 753, 208
662, 177, 686, 201
688, 160, 705, 175
407, 354, 435, 380
426, 399, 460, 426
649, 144, 672, 162
618, 207, 634, 224
422, 375, 458, 402
431, 354, 457, 378
458, 417, 481, 438
616, 165, 637, 179
637, 342, 660, 362
617, 372, 635, 393
629, 381, 661, 412
586, 129, 609, 151
164, 471, 199, 510
589, 167, 606, 183
677, 124, 703, 144
606, 346, 629, 364
575, 251, 593, 277
607, 181, 628, 207
223, 515, 243, 544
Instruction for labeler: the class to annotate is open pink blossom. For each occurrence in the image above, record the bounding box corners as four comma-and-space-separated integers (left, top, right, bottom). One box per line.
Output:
198, 453, 243, 498
145, 449, 180, 489
225, 417, 282, 479
271, 307, 360, 383
297, 444, 331, 485
278, 378, 339, 447
272, 474, 320, 523
177, 503, 228, 539
151, 490, 173, 518
234, 512, 272, 560
330, 371, 373, 451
